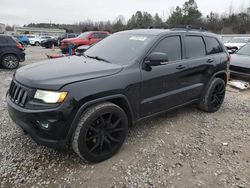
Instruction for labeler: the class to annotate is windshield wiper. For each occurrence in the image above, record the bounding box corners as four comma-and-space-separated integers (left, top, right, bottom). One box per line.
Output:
86, 55, 111, 64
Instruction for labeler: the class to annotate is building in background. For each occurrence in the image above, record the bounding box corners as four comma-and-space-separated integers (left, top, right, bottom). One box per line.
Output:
0, 23, 5, 34
14, 26, 66, 36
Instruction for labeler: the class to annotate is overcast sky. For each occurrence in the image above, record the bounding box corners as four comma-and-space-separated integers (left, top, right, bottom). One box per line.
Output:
0, 0, 249, 26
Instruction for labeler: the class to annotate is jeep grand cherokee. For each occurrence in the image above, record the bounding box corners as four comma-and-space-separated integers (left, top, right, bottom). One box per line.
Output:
7, 27, 229, 162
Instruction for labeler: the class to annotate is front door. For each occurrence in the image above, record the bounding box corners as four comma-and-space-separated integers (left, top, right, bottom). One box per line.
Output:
140, 35, 192, 117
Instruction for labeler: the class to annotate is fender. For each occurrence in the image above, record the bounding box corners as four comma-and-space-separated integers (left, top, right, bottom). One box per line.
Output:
0, 50, 20, 61
200, 70, 228, 99
65, 94, 134, 145
210, 70, 228, 83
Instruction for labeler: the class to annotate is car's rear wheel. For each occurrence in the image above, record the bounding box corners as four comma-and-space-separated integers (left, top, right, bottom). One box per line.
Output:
34, 41, 40, 46
1, 54, 20, 69
72, 102, 128, 163
198, 78, 226, 113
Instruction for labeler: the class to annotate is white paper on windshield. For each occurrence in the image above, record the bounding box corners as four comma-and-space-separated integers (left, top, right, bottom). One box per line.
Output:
129, 36, 147, 41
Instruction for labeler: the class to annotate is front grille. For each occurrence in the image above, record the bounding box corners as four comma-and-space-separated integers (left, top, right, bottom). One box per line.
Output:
230, 65, 250, 74
8, 81, 29, 107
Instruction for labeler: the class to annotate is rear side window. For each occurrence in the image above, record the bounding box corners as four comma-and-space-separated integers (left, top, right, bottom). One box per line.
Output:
152, 36, 182, 62
205, 37, 223, 54
91, 33, 99, 39
98, 33, 108, 39
185, 36, 206, 58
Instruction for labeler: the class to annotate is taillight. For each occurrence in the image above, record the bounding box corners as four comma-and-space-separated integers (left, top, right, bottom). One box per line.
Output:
16, 42, 24, 50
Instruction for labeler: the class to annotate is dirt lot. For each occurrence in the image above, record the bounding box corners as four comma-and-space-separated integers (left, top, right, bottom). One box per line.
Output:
0, 47, 250, 188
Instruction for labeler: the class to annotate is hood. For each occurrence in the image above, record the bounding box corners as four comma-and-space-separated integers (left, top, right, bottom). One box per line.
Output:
62, 37, 86, 43
15, 56, 123, 90
230, 54, 250, 68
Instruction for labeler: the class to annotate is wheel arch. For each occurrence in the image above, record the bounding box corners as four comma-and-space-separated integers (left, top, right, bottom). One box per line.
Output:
212, 71, 228, 84
0, 52, 20, 63
66, 94, 134, 145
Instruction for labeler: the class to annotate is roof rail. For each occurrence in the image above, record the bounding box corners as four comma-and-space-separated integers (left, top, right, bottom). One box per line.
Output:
170, 25, 207, 31
148, 24, 207, 32
148, 25, 169, 29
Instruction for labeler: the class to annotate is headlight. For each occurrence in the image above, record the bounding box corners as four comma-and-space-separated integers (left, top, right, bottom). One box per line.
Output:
34, 90, 68, 104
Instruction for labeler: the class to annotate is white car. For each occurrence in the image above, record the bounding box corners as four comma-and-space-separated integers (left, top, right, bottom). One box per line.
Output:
224, 37, 250, 50
27, 35, 54, 46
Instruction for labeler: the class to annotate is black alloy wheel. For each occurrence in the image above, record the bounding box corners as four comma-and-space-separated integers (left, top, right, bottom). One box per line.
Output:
1, 54, 19, 69
210, 82, 225, 109
72, 102, 128, 163
85, 112, 125, 155
198, 77, 226, 113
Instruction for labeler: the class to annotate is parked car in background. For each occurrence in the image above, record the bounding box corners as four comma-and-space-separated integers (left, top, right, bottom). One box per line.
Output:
14, 35, 30, 46
28, 35, 54, 46
230, 43, 250, 79
58, 33, 79, 45
7, 27, 229, 162
224, 37, 250, 51
41, 38, 59, 48
60, 31, 110, 53
0, 35, 25, 69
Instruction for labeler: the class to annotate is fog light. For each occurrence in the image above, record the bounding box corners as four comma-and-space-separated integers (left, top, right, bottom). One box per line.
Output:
37, 120, 50, 130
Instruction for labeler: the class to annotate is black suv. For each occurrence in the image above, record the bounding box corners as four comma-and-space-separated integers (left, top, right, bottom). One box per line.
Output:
0, 35, 25, 69
7, 27, 229, 162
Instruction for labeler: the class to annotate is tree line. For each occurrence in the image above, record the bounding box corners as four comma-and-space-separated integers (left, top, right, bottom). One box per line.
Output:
13, 0, 250, 34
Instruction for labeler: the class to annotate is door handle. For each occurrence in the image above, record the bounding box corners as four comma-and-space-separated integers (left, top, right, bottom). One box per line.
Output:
176, 65, 186, 70
207, 58, 214, 63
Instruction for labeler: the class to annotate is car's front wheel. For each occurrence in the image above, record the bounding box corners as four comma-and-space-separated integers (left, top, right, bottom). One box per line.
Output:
1, 54, 20, 69
198, 77, 226, 113
72, 102, 128, 163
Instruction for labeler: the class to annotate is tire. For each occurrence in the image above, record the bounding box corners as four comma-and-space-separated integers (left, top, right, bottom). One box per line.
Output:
72, 102, 128, 163
34, 41, 40, 46
1, 54, 20, 69
198, 78, 226, 113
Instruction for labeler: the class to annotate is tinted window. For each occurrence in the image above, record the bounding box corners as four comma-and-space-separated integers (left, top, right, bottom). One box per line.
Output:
185, 36, 206, 58
205, 37, 223, 54
152, 36, 182, 61
98, 33, 108, 39
91, 34, 99, 39
68, 34, 77, 38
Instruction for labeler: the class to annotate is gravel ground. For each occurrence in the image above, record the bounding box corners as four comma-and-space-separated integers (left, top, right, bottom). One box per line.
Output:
0, 47, 250, 188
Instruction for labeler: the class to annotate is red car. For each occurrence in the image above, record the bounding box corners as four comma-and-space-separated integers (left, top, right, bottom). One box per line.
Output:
60, 31, 110, 53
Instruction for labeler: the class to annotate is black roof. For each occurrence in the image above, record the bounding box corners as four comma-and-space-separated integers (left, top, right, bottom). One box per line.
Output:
118, 28, 217, 38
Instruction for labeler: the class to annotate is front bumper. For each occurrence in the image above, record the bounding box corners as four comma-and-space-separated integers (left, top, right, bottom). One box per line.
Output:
7, 95, 75, 149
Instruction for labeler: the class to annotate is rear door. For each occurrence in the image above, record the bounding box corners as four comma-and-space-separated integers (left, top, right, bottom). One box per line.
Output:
89, 33, 101, 44
182, 35, 211, 98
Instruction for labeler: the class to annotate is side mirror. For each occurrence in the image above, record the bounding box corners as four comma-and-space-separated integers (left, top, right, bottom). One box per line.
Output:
145, 52, 168, 66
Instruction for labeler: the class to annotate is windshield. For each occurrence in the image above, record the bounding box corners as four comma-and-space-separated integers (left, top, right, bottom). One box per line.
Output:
84, 33, 155, 65
236, 43, 250, 56
229, 38, 250, 43
77, 32, 90, 39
